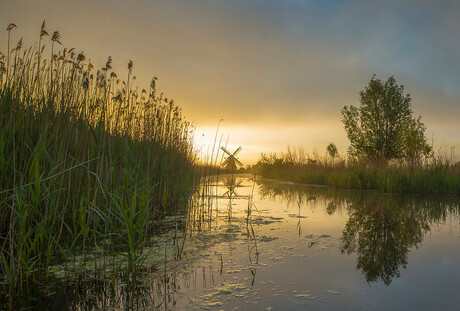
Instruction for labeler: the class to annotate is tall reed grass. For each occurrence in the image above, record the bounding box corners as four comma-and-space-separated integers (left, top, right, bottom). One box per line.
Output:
255, 146, 460, 195
0, 21, 196, 296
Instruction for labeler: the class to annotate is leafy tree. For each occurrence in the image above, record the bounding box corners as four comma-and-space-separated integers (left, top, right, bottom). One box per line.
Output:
326, 142, 338, 166
398, 116, 432, 167
341, 76, 431, 165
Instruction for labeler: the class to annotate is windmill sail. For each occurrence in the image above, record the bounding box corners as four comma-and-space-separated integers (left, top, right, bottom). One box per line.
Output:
221, 146, 232, 155
234, 158, 243, 166
221, 146, 243, 171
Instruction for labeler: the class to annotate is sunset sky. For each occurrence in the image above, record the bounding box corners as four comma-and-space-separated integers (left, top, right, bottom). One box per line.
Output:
2, 0, 459, 164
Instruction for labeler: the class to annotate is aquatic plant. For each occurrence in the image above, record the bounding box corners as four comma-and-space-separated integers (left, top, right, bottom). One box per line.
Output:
0, 20, 196, 298
255, 145, 460, 195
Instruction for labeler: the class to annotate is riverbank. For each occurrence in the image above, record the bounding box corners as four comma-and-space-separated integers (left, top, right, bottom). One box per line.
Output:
254, 159, 460, 195
0, 24, 196, 298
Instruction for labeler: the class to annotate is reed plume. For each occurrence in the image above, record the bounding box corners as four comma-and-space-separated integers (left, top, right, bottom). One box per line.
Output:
0, 21, 197, 298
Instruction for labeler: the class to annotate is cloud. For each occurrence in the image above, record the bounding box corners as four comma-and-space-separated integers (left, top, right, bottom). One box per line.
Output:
1, 0, 459, 160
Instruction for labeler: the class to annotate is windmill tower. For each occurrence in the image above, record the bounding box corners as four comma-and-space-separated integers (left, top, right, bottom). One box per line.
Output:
221, 146, 243, 171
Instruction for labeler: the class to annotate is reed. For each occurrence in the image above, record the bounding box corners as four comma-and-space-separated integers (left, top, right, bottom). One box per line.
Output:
255, 146, 460, 195
0, 21, 197, 295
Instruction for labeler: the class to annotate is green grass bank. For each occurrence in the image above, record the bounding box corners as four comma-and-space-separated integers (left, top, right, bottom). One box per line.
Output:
255, 151, 460, 195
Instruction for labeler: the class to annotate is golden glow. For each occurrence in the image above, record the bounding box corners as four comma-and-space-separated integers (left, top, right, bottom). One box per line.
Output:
194, 122, 347, 165
2, 0, 459, 162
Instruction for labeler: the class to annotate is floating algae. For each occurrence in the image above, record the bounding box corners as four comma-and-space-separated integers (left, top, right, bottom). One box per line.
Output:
217, 283, 246, 294
259, 236, 279, 242
189, 282, 248, 310
252, 216, 285, 225
287, 214, 308, 218
304, 234, 331, 239
226, 269, 244, 274
295, 293, 316, 300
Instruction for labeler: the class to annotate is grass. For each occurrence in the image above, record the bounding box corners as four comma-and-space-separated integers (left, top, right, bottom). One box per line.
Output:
254, 146, 460, 195
0, 21, 197, 297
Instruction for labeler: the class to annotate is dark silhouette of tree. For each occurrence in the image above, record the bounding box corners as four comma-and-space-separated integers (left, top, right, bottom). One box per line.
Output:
326, 142, 338, 166
340, 195, 430, 285
341, 76, 431, 165
256, 178, 460, 285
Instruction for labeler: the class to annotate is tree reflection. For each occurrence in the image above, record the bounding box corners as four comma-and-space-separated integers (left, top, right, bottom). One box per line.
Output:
256, 178, 460, 286
340, 195, 432, 285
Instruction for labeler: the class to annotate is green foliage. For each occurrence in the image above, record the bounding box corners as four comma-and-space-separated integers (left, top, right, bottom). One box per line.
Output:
326, 143, 338, 159
0, 22, 197, 293
256, 146, 460, 195
326, 142, 338, 166
341, 76, 431, 165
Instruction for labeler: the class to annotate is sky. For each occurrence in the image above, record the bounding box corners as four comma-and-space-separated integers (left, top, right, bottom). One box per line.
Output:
2, 0, 459, 164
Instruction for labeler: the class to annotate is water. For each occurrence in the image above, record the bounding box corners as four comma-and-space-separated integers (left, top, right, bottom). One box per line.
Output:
9, 175, 460, 310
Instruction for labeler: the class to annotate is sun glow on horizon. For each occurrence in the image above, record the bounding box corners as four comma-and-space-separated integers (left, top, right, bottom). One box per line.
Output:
2, 0, 459, 165
193, 122, 349, 165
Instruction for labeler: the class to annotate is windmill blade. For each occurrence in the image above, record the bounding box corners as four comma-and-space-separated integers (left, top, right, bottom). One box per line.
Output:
221, 158, 229, 167
233, 146, 242, 156
235, 158, 243, 166
220, 146, 232, 155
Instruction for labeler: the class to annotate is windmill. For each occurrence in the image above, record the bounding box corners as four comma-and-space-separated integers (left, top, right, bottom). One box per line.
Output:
221, 146, 243, 171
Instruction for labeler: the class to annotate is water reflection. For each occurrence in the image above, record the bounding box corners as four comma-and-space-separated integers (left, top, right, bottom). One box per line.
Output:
342, 195, 424, 285
345, 195, 459, 285
221, 175, 243, 198
8, 176, 460, 310
258, 180, 460, 286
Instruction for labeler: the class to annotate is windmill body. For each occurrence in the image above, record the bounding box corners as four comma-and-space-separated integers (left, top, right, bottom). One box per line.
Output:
221, 146, 243, 172
224, 155, 237, 170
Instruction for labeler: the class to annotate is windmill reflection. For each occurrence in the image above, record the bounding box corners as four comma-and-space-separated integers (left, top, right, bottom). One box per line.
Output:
221, 176, 243, 198
219, 175, 248, 219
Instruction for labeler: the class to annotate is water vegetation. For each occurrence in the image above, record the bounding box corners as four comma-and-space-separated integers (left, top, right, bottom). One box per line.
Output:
255, 146, 460, 194
255, 76, 460, 195
0, 21, 196, 299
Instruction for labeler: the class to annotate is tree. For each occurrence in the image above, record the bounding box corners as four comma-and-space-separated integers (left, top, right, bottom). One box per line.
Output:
341, 76, 431, 165
326, 142, 338, 166
398, 117, 432, 167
